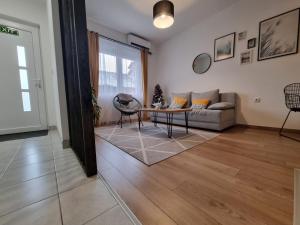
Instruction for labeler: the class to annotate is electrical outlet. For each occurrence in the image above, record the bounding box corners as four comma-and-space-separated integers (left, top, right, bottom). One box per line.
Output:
254, 97, 261, 103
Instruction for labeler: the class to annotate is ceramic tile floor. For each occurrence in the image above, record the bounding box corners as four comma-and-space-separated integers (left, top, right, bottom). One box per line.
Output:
0, 131, 136, 225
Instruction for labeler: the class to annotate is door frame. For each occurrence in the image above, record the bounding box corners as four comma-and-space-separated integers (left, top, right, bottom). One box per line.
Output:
0, 16, 48, 134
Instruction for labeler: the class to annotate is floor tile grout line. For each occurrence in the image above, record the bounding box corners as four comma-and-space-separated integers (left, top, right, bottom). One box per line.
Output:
98, 173, 143, 225
81, 204, 118, 225
51, 143, 65, 225
0, 133, 63, 220
0, 171, 56, 189
8, 157, 55, 170
56, 176, 97, 195
0, 141, 24, 179
0, 193, 59, 218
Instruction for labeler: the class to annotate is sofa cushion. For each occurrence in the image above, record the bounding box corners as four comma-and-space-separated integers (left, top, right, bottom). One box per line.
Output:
171, 92, 191, 107
208, 102, 235, 110
192, 89, 219, 105
191, 99, 210, 110
169, 96, 187, 109
188, 109, 235, 123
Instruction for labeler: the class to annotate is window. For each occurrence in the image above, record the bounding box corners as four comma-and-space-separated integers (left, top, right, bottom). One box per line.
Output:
17, 45, 31, 112
99, 38, 143, 97
98, 38, 143, 123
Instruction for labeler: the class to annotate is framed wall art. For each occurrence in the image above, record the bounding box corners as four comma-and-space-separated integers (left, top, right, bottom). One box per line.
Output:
238, 31, 247, 41
240, 50, 253, 65
258, 8, 300, 61
214, 32, 236, 62
248, 38, 256, 49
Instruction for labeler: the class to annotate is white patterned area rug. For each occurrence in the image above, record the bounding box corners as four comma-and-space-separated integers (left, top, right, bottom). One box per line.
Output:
95, 122, 219, 166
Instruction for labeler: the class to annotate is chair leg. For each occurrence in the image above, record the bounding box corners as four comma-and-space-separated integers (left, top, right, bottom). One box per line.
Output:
120, 115, 123, 128
129, 115, 132, 123
279, 110, 300, 142
279, 110, 291, 136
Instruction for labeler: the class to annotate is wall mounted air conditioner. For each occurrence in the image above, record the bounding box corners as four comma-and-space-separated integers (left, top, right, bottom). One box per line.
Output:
127, 34, 151, 51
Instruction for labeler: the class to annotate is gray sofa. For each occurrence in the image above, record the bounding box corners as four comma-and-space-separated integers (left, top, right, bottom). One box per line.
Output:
151, 92, 237, 131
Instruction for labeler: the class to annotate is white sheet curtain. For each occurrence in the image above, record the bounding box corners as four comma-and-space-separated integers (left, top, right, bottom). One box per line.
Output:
98, 37, 143, 124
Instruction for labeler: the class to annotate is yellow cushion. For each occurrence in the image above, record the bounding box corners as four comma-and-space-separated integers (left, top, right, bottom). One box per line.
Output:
170, 96, 187, 108
192, 99, 210, 106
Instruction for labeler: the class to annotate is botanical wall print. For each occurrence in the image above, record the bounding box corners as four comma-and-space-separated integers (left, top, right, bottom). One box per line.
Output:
214, 33, 235, 62
258, 9, 300, 61
240, 50, 253, 65
248, 38, 256, 49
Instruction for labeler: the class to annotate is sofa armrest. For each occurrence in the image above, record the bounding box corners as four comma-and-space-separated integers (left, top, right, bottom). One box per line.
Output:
220, 93, 236, 106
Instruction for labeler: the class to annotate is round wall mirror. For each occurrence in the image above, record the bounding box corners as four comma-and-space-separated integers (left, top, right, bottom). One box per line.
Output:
192, 53, 212, 74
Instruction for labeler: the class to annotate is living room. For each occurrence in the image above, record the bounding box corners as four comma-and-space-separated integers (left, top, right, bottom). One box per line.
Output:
85, 0, 300, 225
1, 0, 299, 224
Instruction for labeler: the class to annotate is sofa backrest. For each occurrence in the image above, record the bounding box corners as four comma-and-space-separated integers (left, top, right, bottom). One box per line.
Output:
220, 92, 236, 106
167, 92, 236, 107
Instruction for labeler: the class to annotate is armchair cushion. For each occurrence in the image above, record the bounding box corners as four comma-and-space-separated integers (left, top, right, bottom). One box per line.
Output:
117, 93, 133, 105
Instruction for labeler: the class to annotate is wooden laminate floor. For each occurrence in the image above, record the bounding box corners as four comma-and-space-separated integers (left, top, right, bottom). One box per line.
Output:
95, 126, 300, 225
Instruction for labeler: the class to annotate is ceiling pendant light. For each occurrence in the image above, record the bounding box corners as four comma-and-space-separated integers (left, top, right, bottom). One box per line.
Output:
153, 0, 174, 29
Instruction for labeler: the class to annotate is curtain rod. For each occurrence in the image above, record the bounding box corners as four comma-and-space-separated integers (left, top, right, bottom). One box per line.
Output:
96, 33, 152, 55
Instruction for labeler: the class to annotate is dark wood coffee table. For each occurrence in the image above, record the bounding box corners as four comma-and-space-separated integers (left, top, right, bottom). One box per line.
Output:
138, 108, 192, 138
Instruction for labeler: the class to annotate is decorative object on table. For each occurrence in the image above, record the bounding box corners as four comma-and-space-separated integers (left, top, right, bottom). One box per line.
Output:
95, 122, 218, 165
113, 93, 142, 128
247, 38, 257, 49
153, 0, 174, 29
192, 53, 212, 74
240, 50, 253, 65
151, 84, 165, 107
91, 86, 101, 126
279, 83, 300, 142
238, 31, 247, 41
152, 102, 162, 109
258, 8, 300, 61
214, 33, 236, 62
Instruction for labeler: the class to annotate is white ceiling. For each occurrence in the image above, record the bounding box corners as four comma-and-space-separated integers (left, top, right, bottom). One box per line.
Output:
86, 0, 239, 44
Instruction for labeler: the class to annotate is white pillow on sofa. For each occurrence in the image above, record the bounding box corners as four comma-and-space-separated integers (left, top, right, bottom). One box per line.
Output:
208, 102, 235, 110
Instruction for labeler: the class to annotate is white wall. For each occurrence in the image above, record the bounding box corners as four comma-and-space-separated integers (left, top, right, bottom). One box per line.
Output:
46, 0, 69, 143
0, 0, 57, 127
87, 18, 157, 107
155, 0, 300, 129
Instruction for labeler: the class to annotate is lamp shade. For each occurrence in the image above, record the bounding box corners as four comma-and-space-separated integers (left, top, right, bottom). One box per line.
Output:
153, 0, 174, 29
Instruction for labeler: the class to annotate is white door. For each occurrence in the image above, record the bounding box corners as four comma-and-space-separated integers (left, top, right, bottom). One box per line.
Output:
0, 19, 47, 135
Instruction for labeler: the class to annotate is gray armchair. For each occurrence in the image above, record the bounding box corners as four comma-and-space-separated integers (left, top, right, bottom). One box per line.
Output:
113, 93, 142, 128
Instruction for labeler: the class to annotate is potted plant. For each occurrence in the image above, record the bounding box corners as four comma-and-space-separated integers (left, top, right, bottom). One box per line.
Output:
91, 86, 101, 126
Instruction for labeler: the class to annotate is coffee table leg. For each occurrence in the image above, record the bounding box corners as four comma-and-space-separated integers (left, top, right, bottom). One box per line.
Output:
154, 112, 158, 127
185, 112, 189, 134
170, 113, 173, 137
166, 113, 174, 138
166, 113, 169, 137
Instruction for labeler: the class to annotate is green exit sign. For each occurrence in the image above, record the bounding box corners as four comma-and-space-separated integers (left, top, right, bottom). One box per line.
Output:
0, 24, 19, 36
